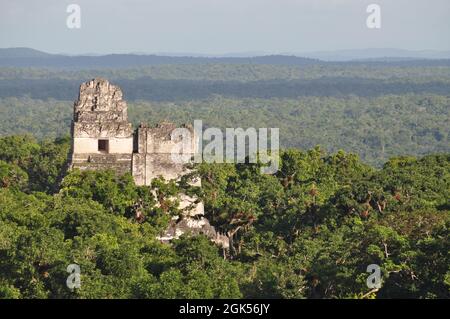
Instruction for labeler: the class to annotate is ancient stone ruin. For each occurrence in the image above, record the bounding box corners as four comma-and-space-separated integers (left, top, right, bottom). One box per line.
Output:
70, 78, 197, 188
70, 78, 134, 176
69, 78, 227, 247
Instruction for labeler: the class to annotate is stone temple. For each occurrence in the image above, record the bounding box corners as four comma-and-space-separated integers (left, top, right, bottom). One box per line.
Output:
69, 78, 228, 247
70, 78, 196, 186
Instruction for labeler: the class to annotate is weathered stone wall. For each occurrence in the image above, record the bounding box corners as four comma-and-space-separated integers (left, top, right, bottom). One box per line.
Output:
71, 153, 133, 176
70, 78, 133, 172
72, 78, 133, 138
69, 78, 207, 241
132, 122, 204, 216
132, 122, 198, 184
157, 216, 229, 249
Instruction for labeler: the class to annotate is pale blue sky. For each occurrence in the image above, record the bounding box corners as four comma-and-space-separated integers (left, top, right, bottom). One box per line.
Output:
1, 0, 449, 55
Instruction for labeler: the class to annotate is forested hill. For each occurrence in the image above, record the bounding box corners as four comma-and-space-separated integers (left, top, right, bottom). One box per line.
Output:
0, 48, 320, 68
2, 48, 450, 68
0, 48, 449, 299
0, 48, 449, 166
0, 134, 448, 299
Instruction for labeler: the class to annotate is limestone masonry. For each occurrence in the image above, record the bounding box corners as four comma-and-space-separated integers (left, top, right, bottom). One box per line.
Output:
70, 78, 196, 184
69, 78, 228, 247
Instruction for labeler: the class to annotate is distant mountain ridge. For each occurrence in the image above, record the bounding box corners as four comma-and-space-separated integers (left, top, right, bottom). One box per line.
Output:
1, 47, 450, 68
298, 48, 450, 61
0, 47, 54, 59
0, 48, 320, 68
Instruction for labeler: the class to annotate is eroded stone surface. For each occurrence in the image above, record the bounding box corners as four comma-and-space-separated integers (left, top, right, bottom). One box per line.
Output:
157, 216, 230, 249
69, 78, 217, 245
72, 78, 133, 139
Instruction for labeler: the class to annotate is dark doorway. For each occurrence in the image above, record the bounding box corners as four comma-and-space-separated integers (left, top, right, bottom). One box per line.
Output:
98, 139, 109, 153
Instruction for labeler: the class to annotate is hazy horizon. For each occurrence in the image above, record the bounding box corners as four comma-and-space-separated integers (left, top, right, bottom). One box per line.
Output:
1, 0, 449, 55
3, 46, 450, 58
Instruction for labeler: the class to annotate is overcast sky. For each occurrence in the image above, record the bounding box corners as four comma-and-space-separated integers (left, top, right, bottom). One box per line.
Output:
1, 0, 449, 55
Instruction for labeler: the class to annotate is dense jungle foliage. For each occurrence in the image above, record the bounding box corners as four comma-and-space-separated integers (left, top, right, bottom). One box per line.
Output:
0, 62, 449, 167
0, 60, 449, 298
0, 135, 448, 299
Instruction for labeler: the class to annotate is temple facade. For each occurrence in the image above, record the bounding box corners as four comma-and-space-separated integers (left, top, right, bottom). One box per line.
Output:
69, 78, 196, 183
69, 78, 203, 214
68, 78, 228, 247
